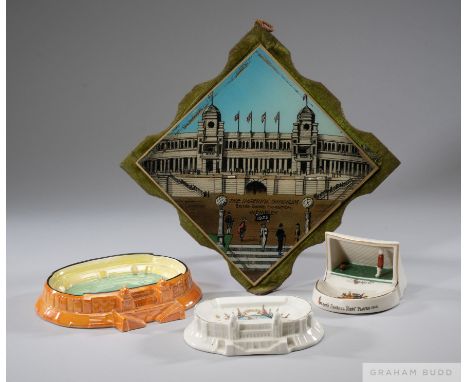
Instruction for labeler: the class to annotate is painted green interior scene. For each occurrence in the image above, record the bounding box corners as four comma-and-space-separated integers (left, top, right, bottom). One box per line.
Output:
331, 263, 393, 282
66, 273, 165, 296
139, 46, 375, 283
328, 238, 394, 283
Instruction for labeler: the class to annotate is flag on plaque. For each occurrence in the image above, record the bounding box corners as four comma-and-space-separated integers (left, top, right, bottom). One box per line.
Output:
246, 111, 252, 123
274, 112, 280, 122
261, 112, 266, 123
234, 112, 239, 121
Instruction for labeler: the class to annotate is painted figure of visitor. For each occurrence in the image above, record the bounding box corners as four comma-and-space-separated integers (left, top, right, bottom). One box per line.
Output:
276, 223, 286, 255
225, 211, 233, 234
295, 223, 301, 242
375, 249, 384, 278
260, 223, 268, 250
238, 218, 247, 242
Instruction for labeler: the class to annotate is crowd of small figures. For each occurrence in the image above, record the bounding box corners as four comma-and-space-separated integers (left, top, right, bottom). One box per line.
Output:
338, 292, 368, 299
216, 305, 290, 320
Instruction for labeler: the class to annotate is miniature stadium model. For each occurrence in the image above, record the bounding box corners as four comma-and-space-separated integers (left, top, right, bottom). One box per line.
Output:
312, 232, 406, 314
35, 253, 202, 331
184, 296, 324, 356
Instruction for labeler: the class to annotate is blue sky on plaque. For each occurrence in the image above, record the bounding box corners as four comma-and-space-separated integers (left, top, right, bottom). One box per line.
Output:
169, 46, 343, 137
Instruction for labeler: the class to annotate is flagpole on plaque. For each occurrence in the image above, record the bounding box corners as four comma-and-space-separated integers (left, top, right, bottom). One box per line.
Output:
262, 112, 267, 144
275, 111, 280, 147
247, 111, 253, 147
234, 112, 240, 142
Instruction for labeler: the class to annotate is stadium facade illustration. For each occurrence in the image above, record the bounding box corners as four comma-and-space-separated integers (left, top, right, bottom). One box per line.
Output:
141, 100, 371, 200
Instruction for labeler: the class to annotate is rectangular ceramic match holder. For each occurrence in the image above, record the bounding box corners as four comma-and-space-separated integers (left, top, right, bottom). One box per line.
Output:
312, 232, 406, 314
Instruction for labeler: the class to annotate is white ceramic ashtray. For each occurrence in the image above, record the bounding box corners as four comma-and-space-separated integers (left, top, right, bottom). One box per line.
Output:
312, 232, 406, 314
184, 295, 324, 356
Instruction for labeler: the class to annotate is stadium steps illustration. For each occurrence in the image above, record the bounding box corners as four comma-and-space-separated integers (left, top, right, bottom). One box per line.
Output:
156, 174, 207, 197
334, 177, 363, 201
314, 176, 363, 201
226, 244, 292, 270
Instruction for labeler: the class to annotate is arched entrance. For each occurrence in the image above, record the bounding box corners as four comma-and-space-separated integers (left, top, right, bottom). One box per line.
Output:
245, 181, 267, 194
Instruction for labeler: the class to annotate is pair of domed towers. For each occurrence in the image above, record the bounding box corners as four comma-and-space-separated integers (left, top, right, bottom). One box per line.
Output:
197, 101, 319, 175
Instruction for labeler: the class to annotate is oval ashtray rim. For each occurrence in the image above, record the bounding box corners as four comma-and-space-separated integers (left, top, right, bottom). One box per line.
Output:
46, 252, 188, 296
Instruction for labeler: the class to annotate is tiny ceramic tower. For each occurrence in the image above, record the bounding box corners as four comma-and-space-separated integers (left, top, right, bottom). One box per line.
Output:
227, 313, 239, 340
118, 287, 135, 311
272, 311, 282, 337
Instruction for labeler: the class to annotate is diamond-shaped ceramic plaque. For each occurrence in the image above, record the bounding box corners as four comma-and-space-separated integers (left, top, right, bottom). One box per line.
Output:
122, 22, 399, 294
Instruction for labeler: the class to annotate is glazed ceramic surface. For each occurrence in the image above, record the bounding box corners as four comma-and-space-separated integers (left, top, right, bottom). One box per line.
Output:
312, 232, 406, 314
184, 295, 324, 356
36, 253, 202, 331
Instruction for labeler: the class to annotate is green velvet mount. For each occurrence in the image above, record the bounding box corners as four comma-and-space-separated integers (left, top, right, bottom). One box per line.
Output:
121, 23, 400, 295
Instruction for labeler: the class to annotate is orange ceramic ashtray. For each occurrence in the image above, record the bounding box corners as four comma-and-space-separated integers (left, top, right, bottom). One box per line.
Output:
35, 253, 202, 332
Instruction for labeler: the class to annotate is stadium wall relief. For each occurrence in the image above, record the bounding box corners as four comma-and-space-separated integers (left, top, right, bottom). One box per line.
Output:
122, 21, 400, 294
